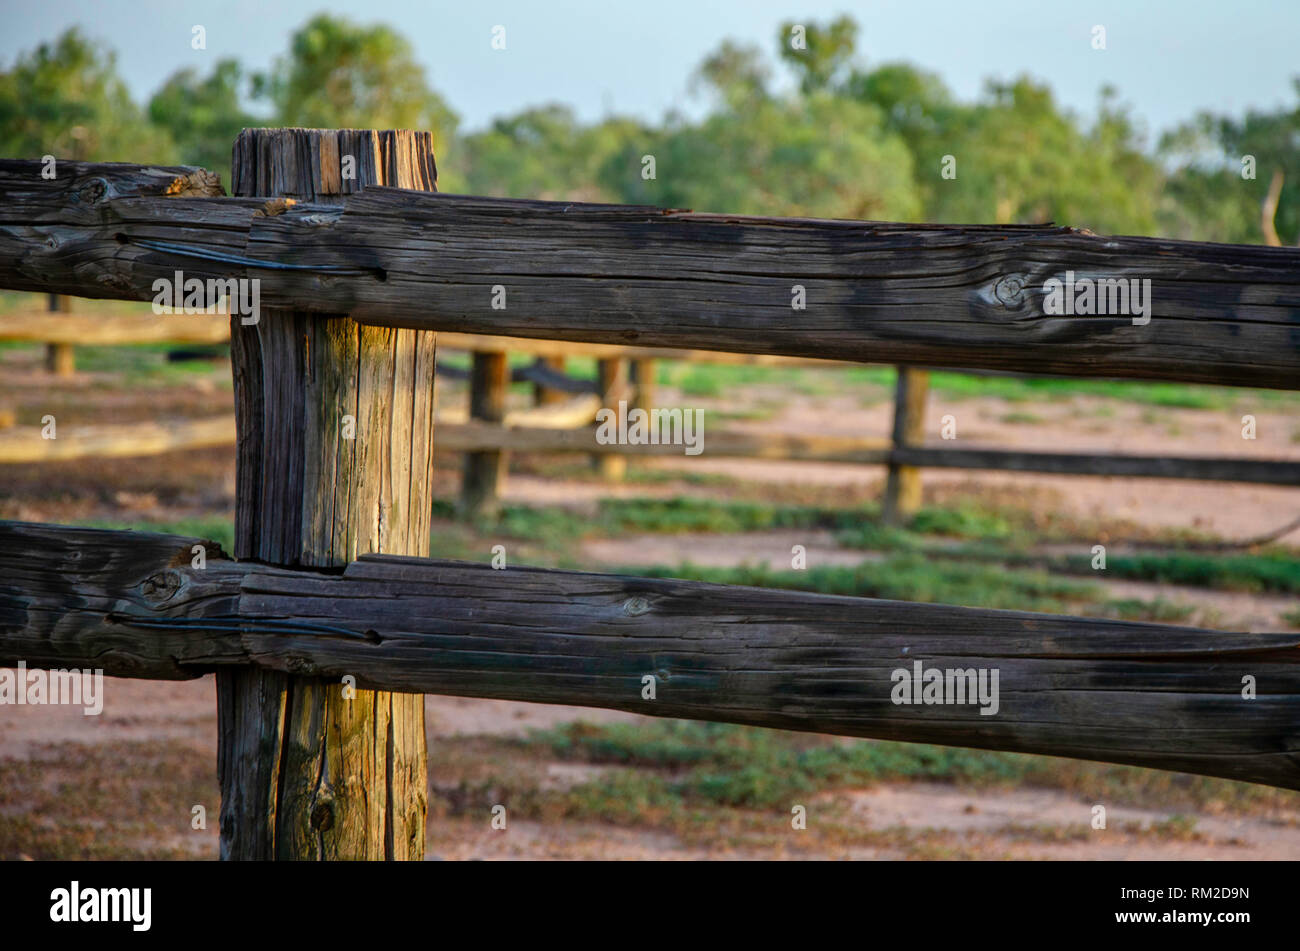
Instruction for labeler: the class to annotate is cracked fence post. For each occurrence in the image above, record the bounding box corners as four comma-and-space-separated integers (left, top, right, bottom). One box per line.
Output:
216, 128, 437, 860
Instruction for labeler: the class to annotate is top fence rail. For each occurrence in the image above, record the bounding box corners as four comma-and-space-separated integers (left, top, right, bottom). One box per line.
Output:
1, 158, 1298, 389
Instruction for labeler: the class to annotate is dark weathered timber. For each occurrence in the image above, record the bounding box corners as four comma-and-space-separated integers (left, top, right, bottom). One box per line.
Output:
0, 160, 251, 301
890, 447, 1300, 485
217, 129, 435, 863
4, 160, 1300, 388
882, 367, 930, 524
0, 521, 246, 678
240, 555, 1300, 791
4, 521, 1298, 791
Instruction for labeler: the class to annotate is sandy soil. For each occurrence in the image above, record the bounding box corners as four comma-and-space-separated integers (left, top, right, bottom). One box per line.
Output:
3, 677, 1297, 860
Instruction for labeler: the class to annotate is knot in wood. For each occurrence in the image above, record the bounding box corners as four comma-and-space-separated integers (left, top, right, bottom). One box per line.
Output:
141, 570, 182, 603
994, 274, 1028, 307
310, 801, 334, 832
622, 596, 651, 616
72, 178, 108, 205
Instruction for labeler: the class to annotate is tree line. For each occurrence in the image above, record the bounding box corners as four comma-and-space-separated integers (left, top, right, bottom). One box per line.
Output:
1, 13, 1296, 244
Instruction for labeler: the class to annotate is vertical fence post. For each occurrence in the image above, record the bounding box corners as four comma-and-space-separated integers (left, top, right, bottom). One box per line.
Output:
461, 349, 508, 517
217, 128, 438, 860
882, 367, 930, 525
594, 357, 629, 480
631, 358, 656, 414
45, 294, 74, 377
532, 355, 568, 405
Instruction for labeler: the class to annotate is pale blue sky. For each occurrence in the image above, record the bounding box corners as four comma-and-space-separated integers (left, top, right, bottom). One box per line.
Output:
2, 0, 1296, 141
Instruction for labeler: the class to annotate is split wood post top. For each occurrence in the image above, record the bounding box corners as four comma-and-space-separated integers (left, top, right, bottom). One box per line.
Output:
217, 128, 437, 860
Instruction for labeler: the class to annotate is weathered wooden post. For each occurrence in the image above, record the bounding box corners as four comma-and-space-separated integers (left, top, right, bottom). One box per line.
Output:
45, 294, 74, 377
630, 358, 656, 415
217, 128, 438, 860
532, 355, 568, 405
461, 349, 508, 517
882, 367, 929, 525
593, 357, 629, 480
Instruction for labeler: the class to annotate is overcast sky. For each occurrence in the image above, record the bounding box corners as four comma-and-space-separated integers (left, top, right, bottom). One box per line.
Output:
2, 0, 1296, 141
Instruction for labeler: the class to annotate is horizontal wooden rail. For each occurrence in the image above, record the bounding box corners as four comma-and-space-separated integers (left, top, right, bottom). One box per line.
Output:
1, 414, 1295, 485
435, 332, 843, 367
890, 446, 1300, 486
2, 519, 1297, 790
435, 422, 892, 461
0, 417, 236, 462
0, 309, 230, 346
3, 160, 1298, 388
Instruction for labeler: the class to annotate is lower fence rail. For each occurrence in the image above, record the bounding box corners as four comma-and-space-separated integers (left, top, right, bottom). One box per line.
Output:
3, 519, 1297, 791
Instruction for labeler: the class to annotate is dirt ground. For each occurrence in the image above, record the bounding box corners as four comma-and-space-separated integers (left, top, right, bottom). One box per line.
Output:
3, 682, 1298, 860
2, 344, 1298, 859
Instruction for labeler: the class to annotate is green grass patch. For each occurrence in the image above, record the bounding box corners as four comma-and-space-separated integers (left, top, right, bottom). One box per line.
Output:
1053, 550, 1300, 595
628, 556, 1100, 612
596, 496, 870, 535
520, 720, 1300, 820
81, 516, 235, 555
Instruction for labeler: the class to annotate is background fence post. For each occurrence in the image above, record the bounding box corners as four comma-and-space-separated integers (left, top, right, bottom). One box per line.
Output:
532, 355, 568, 405
882, 366, 930, 525
594, 357, 629, 480
461, 349, 508, 517
45, 294, 74, 377
216, 128, 437, 860
631, 357, 656, 415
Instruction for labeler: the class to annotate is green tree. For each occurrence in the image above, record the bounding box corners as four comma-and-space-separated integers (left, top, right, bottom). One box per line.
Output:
844, 62, 961, 216
778, 16, 859, 94
0, 27, 175, 162
460, 105, 646, 201
692, 40, 771, 110
1160, 86, 1300, 244
879, 75, 1162, 234
608, 42, 920, 221
254, 13, 458, 182
149, 60, 255, 189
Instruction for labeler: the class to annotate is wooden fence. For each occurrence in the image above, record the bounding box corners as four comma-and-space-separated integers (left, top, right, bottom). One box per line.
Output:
1, 131, 1298, 861
3, 315, 1297, 520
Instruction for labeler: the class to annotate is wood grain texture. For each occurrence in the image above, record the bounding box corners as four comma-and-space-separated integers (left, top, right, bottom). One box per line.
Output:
238, 554, 1300, 791
0, 521, 245, 678
4, 160, 1299, 388
218, 128, 436, 862
4, 520, 1297, 791
236, 191, 1300, 389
